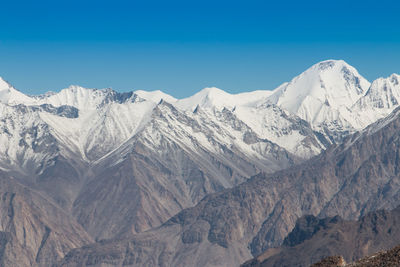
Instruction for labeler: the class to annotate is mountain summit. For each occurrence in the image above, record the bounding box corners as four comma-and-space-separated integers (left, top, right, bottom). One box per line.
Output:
266, 60, 371, 139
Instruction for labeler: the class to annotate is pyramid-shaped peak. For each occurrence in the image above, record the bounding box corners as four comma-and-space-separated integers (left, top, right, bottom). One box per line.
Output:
282, 60, 369, 94
266, 60, 371, 127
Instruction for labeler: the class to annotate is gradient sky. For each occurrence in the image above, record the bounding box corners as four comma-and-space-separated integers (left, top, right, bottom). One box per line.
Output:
1, 0, 399, 98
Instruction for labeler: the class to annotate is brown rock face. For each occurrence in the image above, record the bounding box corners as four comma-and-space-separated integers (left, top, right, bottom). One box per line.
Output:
242, 206, 400, 267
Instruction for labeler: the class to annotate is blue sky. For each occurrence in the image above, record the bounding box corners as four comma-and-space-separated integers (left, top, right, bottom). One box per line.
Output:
0, 0, 399, 98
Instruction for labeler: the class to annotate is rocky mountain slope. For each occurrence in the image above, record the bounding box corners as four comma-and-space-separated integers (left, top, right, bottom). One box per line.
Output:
0, 171, 92, 267
243, 206, 400, 267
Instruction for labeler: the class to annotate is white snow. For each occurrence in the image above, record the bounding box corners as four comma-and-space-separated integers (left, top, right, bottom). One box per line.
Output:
266, 60, 371, 130
175, 87, 272, 111
134, 90, 177, 104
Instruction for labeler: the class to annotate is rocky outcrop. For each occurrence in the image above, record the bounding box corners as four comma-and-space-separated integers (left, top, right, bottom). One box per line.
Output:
311, 256, 346, 267
312, 244, 400, 267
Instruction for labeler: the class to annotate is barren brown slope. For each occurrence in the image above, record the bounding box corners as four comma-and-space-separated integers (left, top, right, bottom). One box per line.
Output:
242, 206, 400, 267
0, 172, 93, 267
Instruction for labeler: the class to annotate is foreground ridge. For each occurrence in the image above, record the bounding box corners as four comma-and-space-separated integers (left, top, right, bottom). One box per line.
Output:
312, 244, 400, 267
242, 205, 400, 267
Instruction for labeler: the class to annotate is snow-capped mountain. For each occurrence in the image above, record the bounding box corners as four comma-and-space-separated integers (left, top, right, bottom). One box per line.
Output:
353, 74, 400, 125
3, 59, 390, 170
268, 60, 370, 115
265, 60, 371, 141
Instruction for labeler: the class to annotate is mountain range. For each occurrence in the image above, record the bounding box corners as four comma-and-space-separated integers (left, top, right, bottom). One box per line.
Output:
0, 59, 400, 266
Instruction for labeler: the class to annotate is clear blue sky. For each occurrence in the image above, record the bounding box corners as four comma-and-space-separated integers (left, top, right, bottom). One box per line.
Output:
1, 0, 399, 98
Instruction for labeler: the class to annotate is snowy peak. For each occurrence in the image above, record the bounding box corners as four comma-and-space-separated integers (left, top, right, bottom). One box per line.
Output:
356, 73, 400, 110
266, 60, 370, 129
269, 60, 369, 111
176, 87, 231, 111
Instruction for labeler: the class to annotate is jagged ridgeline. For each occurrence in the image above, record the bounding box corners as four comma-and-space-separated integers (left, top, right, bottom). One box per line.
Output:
0, 60, 399, 266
